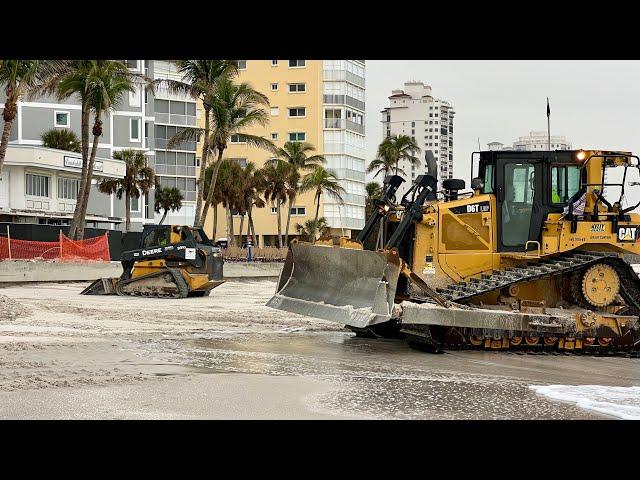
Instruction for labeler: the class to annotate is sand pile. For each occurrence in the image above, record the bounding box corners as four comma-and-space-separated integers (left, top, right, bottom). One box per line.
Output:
0, 295, 30, 321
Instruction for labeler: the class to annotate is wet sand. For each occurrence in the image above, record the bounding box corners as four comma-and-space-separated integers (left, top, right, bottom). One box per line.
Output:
0, 280, 638, 419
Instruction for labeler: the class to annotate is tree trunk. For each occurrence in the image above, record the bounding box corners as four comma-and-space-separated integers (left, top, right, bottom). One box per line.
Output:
125, 191, 131, 232
76, 114, 102, 240
69, 105, 90, 240
212, 202, 218, 240
276, 199, 283, 248
226, 206, 236, 247
284, 193, 294, 246
159, 209, 168, 224
0, 92, 16, 175
238, 214, 245, 247
313, 191, 321, 243
193, 106, 210, 227
248, 206, 257, 246
200, 147, 224, 228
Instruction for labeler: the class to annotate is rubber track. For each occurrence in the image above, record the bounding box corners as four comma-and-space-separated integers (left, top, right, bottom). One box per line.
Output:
115, 267, 189, 298
410, 250, 637, 305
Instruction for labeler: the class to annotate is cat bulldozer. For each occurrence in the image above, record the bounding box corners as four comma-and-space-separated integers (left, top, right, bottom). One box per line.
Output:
81, 224, 224, 298
268, 149, 640, 354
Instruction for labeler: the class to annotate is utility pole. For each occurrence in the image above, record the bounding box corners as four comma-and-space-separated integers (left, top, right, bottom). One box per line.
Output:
546, 97, 551, 150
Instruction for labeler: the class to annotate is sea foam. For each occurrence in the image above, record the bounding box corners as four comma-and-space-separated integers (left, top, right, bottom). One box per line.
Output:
530, 384, 640, 419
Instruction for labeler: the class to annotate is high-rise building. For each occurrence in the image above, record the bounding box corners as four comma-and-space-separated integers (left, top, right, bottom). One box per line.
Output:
381, 81, 455, 196
205, 60, 367, 246
0, 60, 199, 230
487, 132, 572, 152
512, 131, 571, 151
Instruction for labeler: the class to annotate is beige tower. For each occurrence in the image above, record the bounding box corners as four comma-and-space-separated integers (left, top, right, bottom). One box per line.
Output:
202, 60, 367, 247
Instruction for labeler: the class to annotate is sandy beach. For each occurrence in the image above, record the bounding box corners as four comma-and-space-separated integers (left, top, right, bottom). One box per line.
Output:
0, 279, 639, 419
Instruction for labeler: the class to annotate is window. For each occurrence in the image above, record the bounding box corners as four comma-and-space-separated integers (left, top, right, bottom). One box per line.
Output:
270, 107, 279, 116
237, 60, 247, 69
58, 177, 80, 200
288, 60, 306, 68
288, 107, 306, 117
288, 83, 306, 93
230, 134, 245, 143
131, 196, 140, 212
54, 111, 70, 128
270, 207, 278, 214
551, 166, 581, 204
125, 60, 139, 69
290, 206, 306, 216
25, 173, 49, 197
271, 133, 278, 140
270, 83, 278, 91
271, 60, 278, 66
129, 86, 141, 107
483, 164, 494, 193
289, 132, 306, 142
130, 118, 141, 142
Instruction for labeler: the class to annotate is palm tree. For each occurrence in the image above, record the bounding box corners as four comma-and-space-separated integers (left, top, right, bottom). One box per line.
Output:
270, 142, 324, 245
380, 134, 421, 174
367, 134, 421, 180
51, 60, 143, 239
300, 166, 346, 241
154, 186, 183, 225
262, 159, 293, 247
203, 78, 277, 227
0, 60, 55, 174
205, 158, 243, 246
235, 161, 265, 246
98, 149, 154, 232
365, 181, 383, 212
366, 149, 406, 179
296, 217, 329, 243
41, 128, 81, 153
159, 60, 238, 226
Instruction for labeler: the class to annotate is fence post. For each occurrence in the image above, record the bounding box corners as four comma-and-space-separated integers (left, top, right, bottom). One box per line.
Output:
6, 225, 11, 260
59, 230, 63, 260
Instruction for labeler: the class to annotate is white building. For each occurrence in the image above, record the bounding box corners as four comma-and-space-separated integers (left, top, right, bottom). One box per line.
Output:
0, 145, 125, 226
489, 131, 571, 151
381, 81, 455, 196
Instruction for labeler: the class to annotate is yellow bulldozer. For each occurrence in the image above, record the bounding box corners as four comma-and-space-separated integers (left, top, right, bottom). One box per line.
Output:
268, 149, 640, 354
81, 224, 224, 298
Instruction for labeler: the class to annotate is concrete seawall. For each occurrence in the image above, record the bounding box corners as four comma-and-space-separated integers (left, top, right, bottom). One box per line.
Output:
0, 260, 283, 283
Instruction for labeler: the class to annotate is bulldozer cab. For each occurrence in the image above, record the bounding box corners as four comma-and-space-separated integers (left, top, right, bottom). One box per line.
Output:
139, 225, 214, 249
476, 150, 585, 252
475, 149, 640, 252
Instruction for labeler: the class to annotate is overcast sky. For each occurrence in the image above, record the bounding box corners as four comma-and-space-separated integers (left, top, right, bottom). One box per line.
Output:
365, 60, 640, 204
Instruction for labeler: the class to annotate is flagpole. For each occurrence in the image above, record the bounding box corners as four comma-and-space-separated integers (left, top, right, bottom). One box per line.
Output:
546, 97, 551, 150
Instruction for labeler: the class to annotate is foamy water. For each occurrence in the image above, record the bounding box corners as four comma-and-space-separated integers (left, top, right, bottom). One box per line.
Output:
530, 385, 640, 419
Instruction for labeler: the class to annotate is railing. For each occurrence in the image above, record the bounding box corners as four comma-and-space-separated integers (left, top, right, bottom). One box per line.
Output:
345, 96, 365, 111
324, 118, 344, 129
155, 139, 197, 151
222, 246, 289, 262
346, 120, 365, 134
154, 112, 197, 126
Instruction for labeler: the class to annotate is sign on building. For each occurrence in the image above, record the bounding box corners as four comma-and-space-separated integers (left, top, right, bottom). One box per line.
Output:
64, 156, 104, 172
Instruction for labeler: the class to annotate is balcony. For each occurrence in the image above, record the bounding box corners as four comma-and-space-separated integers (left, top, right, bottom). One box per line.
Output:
155, 112, 197, 126
346, 120, 365, 135
155, 139, 197, 151
324, 118, 344, 129
322, 70, 365, 88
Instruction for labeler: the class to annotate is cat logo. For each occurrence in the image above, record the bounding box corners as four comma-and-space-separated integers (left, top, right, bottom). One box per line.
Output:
590, 224, 605, 233
617, 226, 639, 243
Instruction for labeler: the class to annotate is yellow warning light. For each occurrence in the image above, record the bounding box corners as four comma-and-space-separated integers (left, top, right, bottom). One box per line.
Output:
576, 150, 587, 161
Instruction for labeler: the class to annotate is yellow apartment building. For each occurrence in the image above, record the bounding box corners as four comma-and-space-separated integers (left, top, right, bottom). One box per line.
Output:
202, 60, 367, 247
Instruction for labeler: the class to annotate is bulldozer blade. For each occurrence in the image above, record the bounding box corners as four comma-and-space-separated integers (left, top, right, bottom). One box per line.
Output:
266, 243, 401, 329
80, 277, 118, 295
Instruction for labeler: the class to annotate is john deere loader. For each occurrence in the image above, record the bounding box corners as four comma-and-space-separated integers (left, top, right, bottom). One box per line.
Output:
81, 224, 224, 298
267, 149, 640, 354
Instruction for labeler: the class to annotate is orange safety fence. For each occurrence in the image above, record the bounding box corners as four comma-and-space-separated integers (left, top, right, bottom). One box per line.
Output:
0, 231, 110, 262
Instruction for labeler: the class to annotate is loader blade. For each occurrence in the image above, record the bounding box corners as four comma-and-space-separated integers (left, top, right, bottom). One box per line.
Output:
266, 243, 401, 328
80, 277, 118, 295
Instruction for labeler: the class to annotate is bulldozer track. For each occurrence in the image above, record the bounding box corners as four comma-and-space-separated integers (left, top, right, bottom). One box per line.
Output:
115, 267, 189, 299
402, 250, 640, 355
